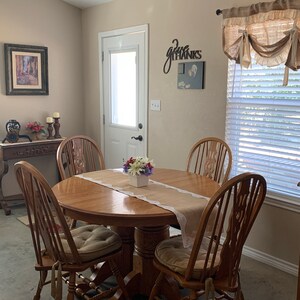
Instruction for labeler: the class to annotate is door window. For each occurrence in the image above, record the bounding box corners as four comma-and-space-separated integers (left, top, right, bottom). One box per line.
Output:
111, 51, 137, 127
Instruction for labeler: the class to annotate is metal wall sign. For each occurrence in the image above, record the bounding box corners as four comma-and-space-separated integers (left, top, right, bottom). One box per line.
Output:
163, 39, 202, 74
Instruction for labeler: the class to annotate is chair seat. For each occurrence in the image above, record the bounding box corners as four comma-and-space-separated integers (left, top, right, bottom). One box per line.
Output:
62, 224, 122, 262
155, 236, 221, 279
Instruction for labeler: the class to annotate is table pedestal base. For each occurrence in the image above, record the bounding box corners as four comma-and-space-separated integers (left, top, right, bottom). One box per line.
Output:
134, 225, 169, 296
106, 225, 181, 299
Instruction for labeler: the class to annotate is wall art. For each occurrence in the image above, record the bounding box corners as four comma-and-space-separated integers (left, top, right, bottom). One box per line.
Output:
4, 43, 49, 95
163, 39, 202, 74
177, 61, 205, 89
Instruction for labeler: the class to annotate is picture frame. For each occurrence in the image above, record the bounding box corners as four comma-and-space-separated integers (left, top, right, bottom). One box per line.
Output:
177, 61, 205, 90
4, 43, 49, 95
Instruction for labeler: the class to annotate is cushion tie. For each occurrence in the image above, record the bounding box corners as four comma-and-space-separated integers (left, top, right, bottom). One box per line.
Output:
205, 277, 215, 300
51, 260, 62, 300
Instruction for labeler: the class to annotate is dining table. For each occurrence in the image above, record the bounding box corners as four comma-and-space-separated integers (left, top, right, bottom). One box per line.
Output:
52, 168, 220, 299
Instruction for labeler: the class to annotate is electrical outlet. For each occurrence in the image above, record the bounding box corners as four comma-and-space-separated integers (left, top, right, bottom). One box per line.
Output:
150, 100, 161, 111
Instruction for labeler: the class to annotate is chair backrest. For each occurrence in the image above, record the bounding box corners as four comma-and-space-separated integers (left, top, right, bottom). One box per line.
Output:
14, 161, 82, 266
186, 137, 232, 185
185, 173, 266, 287
56, 135, 105, 180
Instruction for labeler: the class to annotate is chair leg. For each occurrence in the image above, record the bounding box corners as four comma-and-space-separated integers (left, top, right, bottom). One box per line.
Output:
70, 219, 77, 229
235, 273, 244, 300
34, 270, 48, 300
189, 290, 198, 300
236, 290, 244, 300
67, 272, 76, 300
234, 285, 244, 300
215, 289, 234, 300
149, 272, 164, 300
108, 258, 130, 300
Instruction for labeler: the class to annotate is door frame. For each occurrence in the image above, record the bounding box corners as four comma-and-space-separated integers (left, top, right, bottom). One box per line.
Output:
98, 24, 149, 161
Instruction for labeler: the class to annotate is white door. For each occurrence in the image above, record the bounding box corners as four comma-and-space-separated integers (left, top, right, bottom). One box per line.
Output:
99, 25, 148, 168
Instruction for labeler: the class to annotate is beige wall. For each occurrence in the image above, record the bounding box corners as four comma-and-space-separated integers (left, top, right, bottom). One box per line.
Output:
0, 0, 83, 190
0, 0, 299, 270
82, 0, 228, 169
81, 0, 300, 268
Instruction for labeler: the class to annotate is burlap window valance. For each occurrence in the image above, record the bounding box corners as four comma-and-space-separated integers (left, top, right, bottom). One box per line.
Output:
221, 0, 300, 85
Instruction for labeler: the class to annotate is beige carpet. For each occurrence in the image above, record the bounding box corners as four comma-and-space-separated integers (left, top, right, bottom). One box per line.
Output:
17, 214, 73, 232
17, 215, 31, 226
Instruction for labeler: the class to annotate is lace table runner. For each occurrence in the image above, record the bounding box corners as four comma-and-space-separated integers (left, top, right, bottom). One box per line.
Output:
76, 169, 210, 247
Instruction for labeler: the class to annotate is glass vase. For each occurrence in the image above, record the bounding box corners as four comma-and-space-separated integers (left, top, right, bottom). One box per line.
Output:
32, 132, 41, 140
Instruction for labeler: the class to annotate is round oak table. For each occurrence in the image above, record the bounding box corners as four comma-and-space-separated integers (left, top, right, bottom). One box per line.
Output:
52, 168, 220, 299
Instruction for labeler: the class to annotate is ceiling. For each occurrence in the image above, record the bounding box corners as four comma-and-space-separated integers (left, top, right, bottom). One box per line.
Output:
62, 0, 112, 9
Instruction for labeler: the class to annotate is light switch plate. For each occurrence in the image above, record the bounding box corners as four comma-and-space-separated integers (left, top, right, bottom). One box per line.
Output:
150, 100, 161, 111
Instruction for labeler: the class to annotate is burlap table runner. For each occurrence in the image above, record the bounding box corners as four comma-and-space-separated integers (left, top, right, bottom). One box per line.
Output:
77, 169, 210, 247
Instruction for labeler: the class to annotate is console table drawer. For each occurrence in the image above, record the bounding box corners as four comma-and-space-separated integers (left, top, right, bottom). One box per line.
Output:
0, 139, 63, 161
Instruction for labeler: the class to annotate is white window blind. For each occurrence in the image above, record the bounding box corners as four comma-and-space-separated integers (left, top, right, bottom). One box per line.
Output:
225, 60, 300, 202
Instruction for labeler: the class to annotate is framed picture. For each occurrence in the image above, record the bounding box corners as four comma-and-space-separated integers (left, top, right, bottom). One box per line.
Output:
4, 43, 49, 95
177, 61, 205, 89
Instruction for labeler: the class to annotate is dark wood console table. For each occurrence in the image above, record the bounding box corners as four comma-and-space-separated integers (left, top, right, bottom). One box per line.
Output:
0, 138, 64, 215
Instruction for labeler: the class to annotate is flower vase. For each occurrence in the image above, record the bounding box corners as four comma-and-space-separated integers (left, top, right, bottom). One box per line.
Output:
33, 132, 41, 140
128, 174, 149, 187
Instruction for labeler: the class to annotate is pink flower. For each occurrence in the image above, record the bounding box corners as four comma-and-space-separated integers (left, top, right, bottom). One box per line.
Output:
26, 121, 45, 133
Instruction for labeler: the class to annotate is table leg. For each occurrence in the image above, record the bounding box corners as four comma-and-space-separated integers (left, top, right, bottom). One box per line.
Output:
109, 225, 170, 299
95, 225, 181, 299
111, 226, 135, 277
134, 225, 170, 295
134, 226, 181, 299
0, 161, 10, 215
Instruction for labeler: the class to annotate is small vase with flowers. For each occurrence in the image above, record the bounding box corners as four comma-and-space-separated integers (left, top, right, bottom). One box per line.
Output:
26, 121, 46, 140
123, 156, 154, 187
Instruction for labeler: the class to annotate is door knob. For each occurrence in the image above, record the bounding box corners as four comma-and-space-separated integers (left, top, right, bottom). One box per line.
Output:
131, 135, 143, 141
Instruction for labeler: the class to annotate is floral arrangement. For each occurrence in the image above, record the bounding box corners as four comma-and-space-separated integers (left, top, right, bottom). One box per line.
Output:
25, 121, 45, 134
123, 156, 154, 176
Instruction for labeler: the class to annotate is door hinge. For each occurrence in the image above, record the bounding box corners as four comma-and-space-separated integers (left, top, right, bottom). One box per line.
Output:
102, 51, 104, 62
103, 114, 105, 124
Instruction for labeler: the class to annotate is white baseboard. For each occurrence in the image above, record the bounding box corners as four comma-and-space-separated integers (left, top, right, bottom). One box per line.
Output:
242, 245, 298, 277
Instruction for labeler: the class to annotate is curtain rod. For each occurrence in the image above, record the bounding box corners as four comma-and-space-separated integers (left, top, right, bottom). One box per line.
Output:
216, 9, 222, 15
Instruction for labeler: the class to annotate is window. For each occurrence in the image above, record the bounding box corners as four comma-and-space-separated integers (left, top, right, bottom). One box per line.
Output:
225, 60, 300, 205
110, 51, 137, 127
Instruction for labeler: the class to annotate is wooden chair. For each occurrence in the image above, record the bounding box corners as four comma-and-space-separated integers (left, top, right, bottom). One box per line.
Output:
56, 135, 105, 180
186, 137, 232, 185
14, 161, 129, 300
56, 135, 105, 228
149, 172, 267, 300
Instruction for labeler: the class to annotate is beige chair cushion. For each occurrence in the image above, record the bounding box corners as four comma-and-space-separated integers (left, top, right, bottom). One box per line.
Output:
155, 236, 221, 279
62, 224, 122, 262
